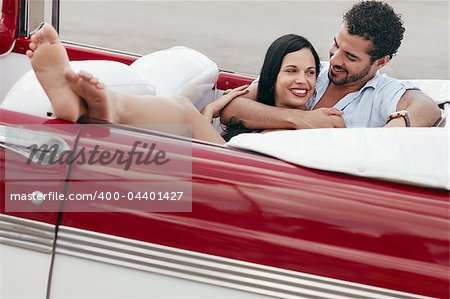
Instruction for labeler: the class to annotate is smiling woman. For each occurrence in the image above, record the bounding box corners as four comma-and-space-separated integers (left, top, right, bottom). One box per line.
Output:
274, 49, 318, 110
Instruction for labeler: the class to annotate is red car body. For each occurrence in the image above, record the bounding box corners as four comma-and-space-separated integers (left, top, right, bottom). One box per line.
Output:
1, 0, 448, 298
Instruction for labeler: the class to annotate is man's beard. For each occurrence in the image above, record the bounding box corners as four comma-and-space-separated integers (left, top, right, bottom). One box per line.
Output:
328, 63, 372, 85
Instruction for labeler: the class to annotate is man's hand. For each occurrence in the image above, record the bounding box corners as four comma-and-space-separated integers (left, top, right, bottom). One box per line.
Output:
287, 108, 345, 129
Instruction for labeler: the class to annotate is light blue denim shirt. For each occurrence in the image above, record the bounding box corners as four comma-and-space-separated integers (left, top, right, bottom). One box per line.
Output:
307, 61, 418, 127
253, 61, 418, 127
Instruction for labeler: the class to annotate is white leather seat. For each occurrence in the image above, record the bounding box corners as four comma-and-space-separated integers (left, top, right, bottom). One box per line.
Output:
1, 60, 156, 118
130, 46, 219, 110
1, 46, 219, 118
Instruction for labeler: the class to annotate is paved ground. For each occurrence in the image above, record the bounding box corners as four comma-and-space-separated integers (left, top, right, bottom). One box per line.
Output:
60, 0, 449, 79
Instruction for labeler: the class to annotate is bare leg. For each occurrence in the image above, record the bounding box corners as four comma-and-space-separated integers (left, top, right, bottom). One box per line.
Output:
26, 24, 86, 121
27, 23, 225, 144
175, 97, 227, 144
66, 70, 226, 144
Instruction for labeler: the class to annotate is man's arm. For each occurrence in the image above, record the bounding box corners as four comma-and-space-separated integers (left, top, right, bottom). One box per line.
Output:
385, 90, 441, 127
220, 84, 345, 129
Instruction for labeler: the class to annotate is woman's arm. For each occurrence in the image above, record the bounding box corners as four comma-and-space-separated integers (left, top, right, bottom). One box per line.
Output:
201, 85, 249, 123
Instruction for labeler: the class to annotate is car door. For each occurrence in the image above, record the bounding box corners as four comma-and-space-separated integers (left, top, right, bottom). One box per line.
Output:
48, 124, 276, 299
1, 113, 82, 298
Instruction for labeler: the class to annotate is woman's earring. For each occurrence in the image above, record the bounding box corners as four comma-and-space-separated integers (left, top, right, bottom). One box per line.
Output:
270, 86, 274, 93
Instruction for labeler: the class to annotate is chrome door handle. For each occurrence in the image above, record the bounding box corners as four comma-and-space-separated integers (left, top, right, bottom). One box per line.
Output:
0, 125, 71, 165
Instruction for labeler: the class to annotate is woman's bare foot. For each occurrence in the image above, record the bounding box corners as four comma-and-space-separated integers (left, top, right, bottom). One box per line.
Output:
64, 70, 119, 123
26, 23, 86, 121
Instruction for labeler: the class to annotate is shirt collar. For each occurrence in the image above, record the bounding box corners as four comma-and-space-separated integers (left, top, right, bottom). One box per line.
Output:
360, 72, 380, 90
308, 63, 380, 110
331, 72, 381, 111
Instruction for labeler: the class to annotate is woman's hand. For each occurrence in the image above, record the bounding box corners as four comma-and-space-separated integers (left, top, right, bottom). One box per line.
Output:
201, 85, 249, 122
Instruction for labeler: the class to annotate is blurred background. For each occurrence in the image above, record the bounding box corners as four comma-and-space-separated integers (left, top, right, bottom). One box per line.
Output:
58, 0, 449, 79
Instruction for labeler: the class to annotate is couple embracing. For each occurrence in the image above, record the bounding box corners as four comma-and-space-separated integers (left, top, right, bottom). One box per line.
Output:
27, 1, 441, 144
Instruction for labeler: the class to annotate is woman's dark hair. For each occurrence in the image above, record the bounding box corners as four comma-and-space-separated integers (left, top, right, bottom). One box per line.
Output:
223, 34, 320, 141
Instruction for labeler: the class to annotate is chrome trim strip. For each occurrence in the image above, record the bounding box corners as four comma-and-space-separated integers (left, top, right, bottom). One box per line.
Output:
56, 226, 431, 299
1, 125, 71, 165
51, 0, 59, 32
0, 214, 55, 254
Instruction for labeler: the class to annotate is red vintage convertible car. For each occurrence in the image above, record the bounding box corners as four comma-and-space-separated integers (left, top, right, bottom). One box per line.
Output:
1, 0, 449, 298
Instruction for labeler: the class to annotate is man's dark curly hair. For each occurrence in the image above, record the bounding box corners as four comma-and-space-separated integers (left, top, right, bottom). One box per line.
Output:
344, 1, 405, 62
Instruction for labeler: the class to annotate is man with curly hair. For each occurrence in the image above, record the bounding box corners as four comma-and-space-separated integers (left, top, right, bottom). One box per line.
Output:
221, 0, 441, 130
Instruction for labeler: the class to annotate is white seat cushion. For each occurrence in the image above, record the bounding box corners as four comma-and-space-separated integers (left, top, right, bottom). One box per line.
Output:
130, 46, 219, 110
1, 60, 156, 118
228, 128, 450, 190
